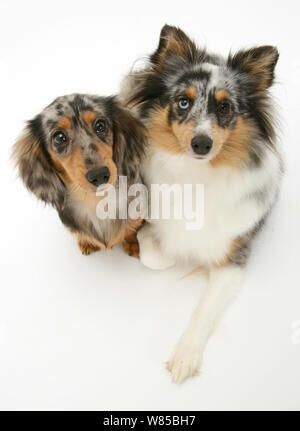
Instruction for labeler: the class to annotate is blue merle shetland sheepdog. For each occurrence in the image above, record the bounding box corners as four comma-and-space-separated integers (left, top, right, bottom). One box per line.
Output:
120, 25, 282, 383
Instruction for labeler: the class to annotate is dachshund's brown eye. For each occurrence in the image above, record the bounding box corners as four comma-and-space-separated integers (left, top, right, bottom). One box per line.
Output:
217, 100, 231, 115
94, 119, 106, 135
53, 131, 68, 146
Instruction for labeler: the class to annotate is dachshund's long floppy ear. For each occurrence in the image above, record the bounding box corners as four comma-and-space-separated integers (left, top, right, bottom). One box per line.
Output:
228, 46, 279, 94
13, 115, 66, 211
113, 104, 146, 182
150, 24, 198, 69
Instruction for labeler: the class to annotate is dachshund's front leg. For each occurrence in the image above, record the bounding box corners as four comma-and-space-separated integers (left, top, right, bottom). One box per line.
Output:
122, 230, 140, 258
77, 233, 101, 256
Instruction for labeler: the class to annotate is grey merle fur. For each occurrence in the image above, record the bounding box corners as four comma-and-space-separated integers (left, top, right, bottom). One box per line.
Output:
122, 25, 282, 267
127, 25, 279, 166
13, 94, 146, 246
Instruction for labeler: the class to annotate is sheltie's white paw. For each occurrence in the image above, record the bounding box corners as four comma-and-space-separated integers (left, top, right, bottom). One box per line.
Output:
137, 229, 175, 270
166, 334, 203, 384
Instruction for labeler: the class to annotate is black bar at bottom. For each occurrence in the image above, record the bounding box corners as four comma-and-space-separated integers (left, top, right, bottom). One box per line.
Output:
0, 411, 297, 429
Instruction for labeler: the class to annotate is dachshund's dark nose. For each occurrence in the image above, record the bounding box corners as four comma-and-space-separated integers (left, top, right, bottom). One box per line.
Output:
85, 166, 110, 187
191, 135, 213, 156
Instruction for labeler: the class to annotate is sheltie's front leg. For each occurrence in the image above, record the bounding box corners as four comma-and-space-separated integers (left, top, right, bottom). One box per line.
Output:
137, 222, 175, 270
166, 264, 244, 383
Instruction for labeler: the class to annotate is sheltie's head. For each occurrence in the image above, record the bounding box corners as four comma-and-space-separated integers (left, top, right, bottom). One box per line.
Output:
128, 25, 279, 168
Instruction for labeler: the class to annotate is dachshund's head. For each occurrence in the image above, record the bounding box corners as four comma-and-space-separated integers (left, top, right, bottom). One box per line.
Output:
13, 94, 146, 211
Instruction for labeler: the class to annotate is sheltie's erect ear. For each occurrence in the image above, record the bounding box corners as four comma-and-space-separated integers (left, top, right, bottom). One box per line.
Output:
150, 24, 199, 68
125, 25, 211, 109
228, 46, 279, 94
13, 115, 67, 211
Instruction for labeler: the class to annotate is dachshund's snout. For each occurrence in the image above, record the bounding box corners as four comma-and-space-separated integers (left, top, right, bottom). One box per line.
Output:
85, 166, 110, 187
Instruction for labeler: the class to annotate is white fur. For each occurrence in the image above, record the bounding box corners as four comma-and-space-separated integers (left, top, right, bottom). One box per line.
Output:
167, 265, 243, 383
140, 147, 279, 265
137, 223, 175, 270
138, 145, 280, 382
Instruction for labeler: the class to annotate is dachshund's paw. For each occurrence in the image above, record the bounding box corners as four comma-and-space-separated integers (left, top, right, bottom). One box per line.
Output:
78, 240, 100, 256
122, 231, 140, 258
122, 238, 139, 258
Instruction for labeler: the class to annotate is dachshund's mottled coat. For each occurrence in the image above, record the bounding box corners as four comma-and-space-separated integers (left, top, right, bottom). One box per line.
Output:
14, 94, 146, 256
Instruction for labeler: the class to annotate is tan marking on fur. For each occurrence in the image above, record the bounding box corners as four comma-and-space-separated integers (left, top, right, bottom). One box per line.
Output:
214, 238, 242, 267
172, 120, 195, 153
13, 130, 51, 172
210, 116, 256, 168
83, 111, 96, 125
240, 49, 277, 93
49, 150, 96, 210
75, 213, 142, 255
97, 140, 117, 186
215, 89, 229, 102
77, 235, 101, 255
51, 147, 87, 188
148, 107, 194, 155
107, 218, 143, 251
185, 86, 197, 100
147, 107, 179, 154
57, 117, 71, 130
50, 134, 117, 195
122, 230, 140, 258
156, 34, 191, 68
76, 232, 105, 255
13, 131, 34, 163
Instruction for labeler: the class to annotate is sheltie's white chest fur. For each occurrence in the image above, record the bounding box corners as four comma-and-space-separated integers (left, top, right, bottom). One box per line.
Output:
141, 147, 280, 266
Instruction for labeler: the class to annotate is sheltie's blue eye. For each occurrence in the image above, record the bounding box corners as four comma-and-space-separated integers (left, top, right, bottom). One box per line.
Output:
178, 98, 190, 110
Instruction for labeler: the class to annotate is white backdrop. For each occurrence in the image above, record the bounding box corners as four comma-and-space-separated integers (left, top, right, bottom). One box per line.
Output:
0, 0, 300, 411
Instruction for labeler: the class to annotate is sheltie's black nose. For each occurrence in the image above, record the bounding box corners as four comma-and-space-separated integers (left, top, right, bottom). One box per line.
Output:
85, 166, 110, 187
191, 135, 213, 156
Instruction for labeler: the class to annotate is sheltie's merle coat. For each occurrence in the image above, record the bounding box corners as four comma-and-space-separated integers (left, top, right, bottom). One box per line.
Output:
121, 25, 282, 383
13, 94, 146, 256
